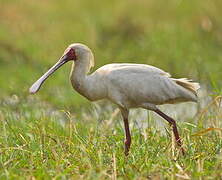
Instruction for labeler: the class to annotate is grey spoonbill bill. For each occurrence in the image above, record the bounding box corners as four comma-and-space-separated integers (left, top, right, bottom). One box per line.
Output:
29, 43, 200, 155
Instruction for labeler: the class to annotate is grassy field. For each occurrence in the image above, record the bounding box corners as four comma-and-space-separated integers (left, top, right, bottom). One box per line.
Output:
1, 0, 222, 179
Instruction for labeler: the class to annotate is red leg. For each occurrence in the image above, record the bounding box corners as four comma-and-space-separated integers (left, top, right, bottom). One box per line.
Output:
120, 108, 131, 156
154, 109, 185, 155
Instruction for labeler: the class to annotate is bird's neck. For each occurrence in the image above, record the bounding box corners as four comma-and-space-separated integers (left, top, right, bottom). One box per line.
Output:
70, 58, 92, 99
70, 54, 107, 101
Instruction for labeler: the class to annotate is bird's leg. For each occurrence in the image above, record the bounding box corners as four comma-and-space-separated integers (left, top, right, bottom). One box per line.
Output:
120, 108, 131, 156
154, 109, 185, 155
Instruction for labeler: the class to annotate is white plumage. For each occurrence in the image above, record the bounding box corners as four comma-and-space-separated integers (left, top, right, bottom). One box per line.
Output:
88, 63, 199, 107
30, 43, 200, 155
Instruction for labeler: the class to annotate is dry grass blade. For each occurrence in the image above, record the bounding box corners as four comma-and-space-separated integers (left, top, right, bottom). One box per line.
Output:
192, 127, 222, 137
175, 163, 190, 179
112, 153, 117, 180
199, 96, 222, 119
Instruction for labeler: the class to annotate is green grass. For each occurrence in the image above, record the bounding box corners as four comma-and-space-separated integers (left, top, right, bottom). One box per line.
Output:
1, 0, 222, 179
1, 96, 222, 179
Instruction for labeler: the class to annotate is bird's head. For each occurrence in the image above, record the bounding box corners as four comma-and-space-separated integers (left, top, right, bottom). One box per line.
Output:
62, 43, 93, 61
29, 43, 94, 94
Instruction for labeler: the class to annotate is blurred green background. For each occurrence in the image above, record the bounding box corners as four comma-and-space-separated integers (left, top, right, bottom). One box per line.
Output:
0, 0, 222, 110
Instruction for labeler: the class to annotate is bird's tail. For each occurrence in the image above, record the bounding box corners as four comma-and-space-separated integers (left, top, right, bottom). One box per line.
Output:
173, 78, 200, 96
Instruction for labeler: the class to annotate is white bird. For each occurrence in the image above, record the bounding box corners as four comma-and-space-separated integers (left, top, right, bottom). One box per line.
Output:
30, 43, 200, 155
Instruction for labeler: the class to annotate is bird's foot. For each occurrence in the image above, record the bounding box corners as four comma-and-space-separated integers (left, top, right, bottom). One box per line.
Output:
124, 139, 131, 156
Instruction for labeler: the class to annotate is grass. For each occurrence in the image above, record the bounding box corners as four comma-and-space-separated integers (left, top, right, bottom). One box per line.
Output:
1, 96, 222, 179
0, 0, 222, 179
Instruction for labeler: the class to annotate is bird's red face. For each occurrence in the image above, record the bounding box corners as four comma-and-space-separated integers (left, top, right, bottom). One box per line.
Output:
63, 48, 77, 61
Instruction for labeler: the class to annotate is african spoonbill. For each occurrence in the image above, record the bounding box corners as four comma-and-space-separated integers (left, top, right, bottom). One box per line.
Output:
29, 43, 200, 155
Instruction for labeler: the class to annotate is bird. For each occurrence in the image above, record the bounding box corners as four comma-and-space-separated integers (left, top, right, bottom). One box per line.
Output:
29, 43, 200, 156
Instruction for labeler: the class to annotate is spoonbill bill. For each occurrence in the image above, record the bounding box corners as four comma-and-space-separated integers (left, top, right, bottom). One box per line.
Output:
29, 43, 200, 155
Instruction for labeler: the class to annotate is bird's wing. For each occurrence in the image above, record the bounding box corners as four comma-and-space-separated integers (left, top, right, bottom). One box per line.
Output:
94, 63, 198, 105
96, 63, 171, 77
